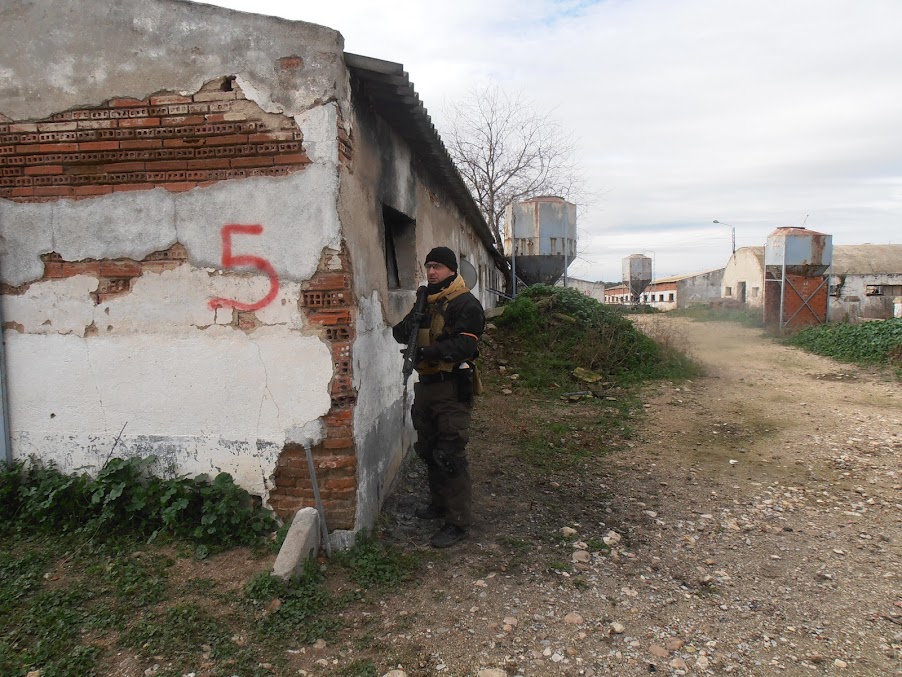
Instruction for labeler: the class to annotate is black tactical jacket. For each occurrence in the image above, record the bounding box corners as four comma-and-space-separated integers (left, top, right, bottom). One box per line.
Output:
392, 284, 485, 366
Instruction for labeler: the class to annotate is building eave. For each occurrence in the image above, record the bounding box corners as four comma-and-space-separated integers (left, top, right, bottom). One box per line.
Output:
344, 52, 504, 270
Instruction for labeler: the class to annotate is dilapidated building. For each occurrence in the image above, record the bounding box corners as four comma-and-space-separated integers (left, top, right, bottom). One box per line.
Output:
604, 269, 723, 310
0, 0, 503, 545
721, 244, 902, 321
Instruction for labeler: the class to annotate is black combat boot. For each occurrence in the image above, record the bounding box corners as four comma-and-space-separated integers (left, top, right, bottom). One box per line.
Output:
430, 523, 469, 548
414, 504, 445, 520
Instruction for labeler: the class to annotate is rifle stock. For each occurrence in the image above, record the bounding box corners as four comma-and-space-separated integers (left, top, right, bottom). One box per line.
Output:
401, 286, 429, 384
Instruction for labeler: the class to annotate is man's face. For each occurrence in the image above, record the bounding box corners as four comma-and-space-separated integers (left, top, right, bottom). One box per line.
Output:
425, 262, 455, 285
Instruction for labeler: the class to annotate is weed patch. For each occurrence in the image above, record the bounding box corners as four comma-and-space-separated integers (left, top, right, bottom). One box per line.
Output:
333, 535, 422, 590
497, 285, 697, 389
0, 457, 277, 550
245, 564, 341, 647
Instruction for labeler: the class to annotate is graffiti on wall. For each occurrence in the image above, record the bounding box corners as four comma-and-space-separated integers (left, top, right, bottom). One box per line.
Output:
208, 224, 280, 312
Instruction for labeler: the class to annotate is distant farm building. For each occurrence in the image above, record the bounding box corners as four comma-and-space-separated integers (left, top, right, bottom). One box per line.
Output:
604, 269, 723, 310
722, 244, 902, 321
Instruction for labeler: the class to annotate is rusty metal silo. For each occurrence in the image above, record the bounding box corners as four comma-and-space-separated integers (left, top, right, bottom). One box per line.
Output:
763, 227, 833, 330
503, 197, 577, 289
622, 254, 652, 303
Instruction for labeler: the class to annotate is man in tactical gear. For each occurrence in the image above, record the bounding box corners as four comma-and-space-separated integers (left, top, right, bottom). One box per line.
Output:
393, 246, 485, 548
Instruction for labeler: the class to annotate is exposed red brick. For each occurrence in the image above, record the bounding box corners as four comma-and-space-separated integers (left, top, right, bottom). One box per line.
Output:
205, 134, 248, 146
161, 115, 206, 127
274, 153, 309, 165
230, 156, 273, 168
306, 273, 352, 291
322, 437, 354, 450
150, 94, 192, 106
272, 465, 311, 481
159, 181, 196, 192
324, 409, 353, 424
144, 160, 187, 171
187, 158, 230, 169
78, 141, 120, 151
24, 165, 64, 175
108, 98, 147, 107
21, 143, 78, 153
278, 56, 304, 70
33, 186, 74, 197
271, 485, 316, 499
42, 262, 65, 278
119, 140, 162, 150
112, 183, 156, 192
101, 162, 146, 173
322, 477, 356, 491
99, 261, 142, 277
316, 455, 357, 471
118, 117, 160, 128
73, 185, 113, 197
61, 261, 100, 277
162, 138, 205, 148
307, 309, 352, 326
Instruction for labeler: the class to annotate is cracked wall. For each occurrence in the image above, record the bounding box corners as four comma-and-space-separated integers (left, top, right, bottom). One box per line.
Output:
0, 0, 351, 515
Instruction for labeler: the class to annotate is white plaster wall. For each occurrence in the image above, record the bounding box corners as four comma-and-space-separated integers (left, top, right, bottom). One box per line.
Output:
830, 273, 902, 320
0, 104, 342, 503
0, 107, 340, 288
722, 250, 765, 306
351, 291, 413, 527
353, 292, 404, 435
5, 328, 332, 495
0, 0, 346, 122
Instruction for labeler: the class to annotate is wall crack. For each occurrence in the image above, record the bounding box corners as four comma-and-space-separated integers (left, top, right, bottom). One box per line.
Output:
253, 342, 280, 438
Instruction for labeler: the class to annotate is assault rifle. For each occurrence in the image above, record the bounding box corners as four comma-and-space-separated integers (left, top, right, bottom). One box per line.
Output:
401, 286, 429, 386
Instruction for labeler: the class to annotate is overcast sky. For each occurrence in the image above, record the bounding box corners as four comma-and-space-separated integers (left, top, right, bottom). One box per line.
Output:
206, 0, 901, 281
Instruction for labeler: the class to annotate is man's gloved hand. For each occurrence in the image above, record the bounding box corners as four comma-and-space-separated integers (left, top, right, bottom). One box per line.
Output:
416, 345, 442, 362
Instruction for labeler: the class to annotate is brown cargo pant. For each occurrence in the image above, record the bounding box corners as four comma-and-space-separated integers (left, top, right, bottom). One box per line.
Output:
411, 378, 473, 527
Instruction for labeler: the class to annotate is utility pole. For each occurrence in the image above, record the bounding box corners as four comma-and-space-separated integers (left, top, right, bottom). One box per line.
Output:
714, 220, 736, 254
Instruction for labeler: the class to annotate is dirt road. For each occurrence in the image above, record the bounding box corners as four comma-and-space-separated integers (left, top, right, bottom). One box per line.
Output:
366, 317, 901, 677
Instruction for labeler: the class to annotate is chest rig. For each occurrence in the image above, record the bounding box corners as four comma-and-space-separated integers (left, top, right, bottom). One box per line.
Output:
416, 286, 468, 375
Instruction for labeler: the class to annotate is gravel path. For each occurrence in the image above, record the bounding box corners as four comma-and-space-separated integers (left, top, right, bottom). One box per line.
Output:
335, 318, 901, 677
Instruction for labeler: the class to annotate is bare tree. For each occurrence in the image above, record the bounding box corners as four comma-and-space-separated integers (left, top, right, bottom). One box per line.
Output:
443, 83, 584, 255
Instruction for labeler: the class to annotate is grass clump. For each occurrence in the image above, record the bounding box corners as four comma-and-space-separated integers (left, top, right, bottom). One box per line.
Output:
497, 284, 696, 388
787, 318, 902, 370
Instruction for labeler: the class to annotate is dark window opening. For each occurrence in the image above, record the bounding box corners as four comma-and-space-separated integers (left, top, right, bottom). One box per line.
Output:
383, 204, 417, 290
866, 285, 882, 296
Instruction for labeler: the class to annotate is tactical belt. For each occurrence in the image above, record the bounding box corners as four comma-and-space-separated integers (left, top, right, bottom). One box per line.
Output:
418, 371, 457, 385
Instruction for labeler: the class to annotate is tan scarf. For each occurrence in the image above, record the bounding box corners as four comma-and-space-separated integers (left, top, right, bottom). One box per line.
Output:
426, 273, 469, 305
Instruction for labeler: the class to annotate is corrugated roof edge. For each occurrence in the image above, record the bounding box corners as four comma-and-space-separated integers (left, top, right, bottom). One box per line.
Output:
344, 52, 506, 270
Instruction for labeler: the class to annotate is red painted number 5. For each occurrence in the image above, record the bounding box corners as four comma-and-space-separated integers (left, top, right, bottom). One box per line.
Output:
208, 224, 280, 311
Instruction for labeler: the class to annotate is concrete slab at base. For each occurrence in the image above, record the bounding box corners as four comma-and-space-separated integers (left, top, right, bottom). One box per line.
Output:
272, 507, 321, 581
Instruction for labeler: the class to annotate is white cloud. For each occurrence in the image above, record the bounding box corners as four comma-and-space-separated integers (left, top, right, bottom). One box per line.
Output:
205, 0, 902, 281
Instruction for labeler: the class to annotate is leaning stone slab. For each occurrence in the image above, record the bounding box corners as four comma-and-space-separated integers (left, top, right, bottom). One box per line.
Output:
272, 507, 320, 581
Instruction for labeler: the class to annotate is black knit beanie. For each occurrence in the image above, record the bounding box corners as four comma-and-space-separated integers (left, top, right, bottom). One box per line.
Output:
424, 246, 458, 272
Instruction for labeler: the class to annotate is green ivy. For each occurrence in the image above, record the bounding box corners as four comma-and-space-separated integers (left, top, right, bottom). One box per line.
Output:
0, 457, 277, 548
787, 318, 902, 368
